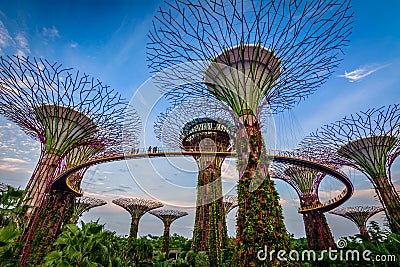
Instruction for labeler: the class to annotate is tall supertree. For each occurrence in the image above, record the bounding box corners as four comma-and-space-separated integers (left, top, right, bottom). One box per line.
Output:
69, 196, 108, 224
0, 55, 127, 265
148, 1, 353, 265
149, 209, 188, 254
329, 206, 385, 240
269, 154, 339, 250
301, 105, 400, 234
223, 195, 238, 216
112, 197, 163, 238
154, 97, 235, 265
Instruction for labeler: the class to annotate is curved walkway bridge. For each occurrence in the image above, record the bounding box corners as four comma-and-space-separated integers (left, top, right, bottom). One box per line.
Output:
51, 148, 353, 214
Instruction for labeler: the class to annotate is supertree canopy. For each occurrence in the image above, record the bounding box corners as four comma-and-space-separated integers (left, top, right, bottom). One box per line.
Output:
300, 105, 400, 234
69, 196, 107, 224
149, 209, 188, 254
0, 182, 10, 192
112, 197, 163, 238
154, 97, 235, 265
0, 55, 128, 265
223, 195, 238, 216
148, 1, 353, 264
329, 206, 385, 239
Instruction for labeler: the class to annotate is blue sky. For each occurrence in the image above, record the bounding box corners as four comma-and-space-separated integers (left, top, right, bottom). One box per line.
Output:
1, 0, 400, 240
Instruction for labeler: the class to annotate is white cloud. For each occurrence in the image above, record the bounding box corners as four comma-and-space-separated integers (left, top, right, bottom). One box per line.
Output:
338, 64, 389, 82
1, 157, 26, 164
42, 26, 60, 38
70, 42, 78, 48
0, 20, 13, 49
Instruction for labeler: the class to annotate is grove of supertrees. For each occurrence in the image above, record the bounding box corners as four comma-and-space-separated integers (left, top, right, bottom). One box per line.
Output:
147, 0, 353, 265
112, 197, 163, 238
69, 196, 108, 224
154, 96, 235, 265
329, 206, 385, 240
269, 149, 339, 250
149, 209, 188, 254
0, 55, 137, 265
300, 104, 400, 234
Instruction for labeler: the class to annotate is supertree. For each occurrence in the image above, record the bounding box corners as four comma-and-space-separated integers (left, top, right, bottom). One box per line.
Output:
112, 197, 163, 238
149, 209, 188, 254
154, 96, 235, 265
223, 195, 238, 216
0, 55, 127, 265
300, 105, 400, 234
69, 196, 108, 224
269, 151, 339, 250
147, 0, 353, 265
0, 182, 10, 192
329, 206, 385, 240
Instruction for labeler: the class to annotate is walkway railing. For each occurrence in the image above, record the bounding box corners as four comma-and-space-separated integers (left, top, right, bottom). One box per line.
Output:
51, 147, 353, 212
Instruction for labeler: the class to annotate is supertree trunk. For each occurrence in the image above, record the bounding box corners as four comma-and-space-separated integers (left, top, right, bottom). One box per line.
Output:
130, 217, 140, 239
30, 191, 75, 264
192, 165, 227, 266
162, 224, 171, 254
359, 225, 370, 239
302, 211, 336, 250
235, 117, 290, 266
372, 176, 400, 233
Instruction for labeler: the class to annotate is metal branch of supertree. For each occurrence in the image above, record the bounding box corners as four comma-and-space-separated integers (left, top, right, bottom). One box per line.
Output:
72, 196, 107, 220
329, 206, 385, 239
154, 96, 235, 150
148, 0, 353, 114
300, 104, 400, 234
112, 197, 163, 238
223, 195, 238, 215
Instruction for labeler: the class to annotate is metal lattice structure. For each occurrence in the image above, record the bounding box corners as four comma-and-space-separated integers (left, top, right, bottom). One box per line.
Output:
329, 206, 385, 239
300, 105, 400, 234
0, 55, 128, 265
69, 196, 107, 224
112, 197, 163, 238
147, 1, 353, 265
154, 97, 235, 263
149, 209, 188, 254
223, 195, 238, 215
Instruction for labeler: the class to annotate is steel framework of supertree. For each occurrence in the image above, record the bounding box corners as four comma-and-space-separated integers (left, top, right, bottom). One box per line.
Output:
154, 96, 235, 265
149, 209, 188, 254
300, 105, 400, 234
269, 147, 342, 250
69, 196, 108, 224
147, 0, 353, 265
329, 206, 385, 240
112, 197, 163, 238
0, 55, 129, 265
223, 195, 238, 216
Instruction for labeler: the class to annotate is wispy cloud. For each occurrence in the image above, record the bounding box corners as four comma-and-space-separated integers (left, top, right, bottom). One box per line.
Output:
70, 42, 78, 48
15, 32, 30, 57
42, 26, 60, 38
1, 157, 26, 164
0, 20, 13, 51
338, 64, 389, 82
